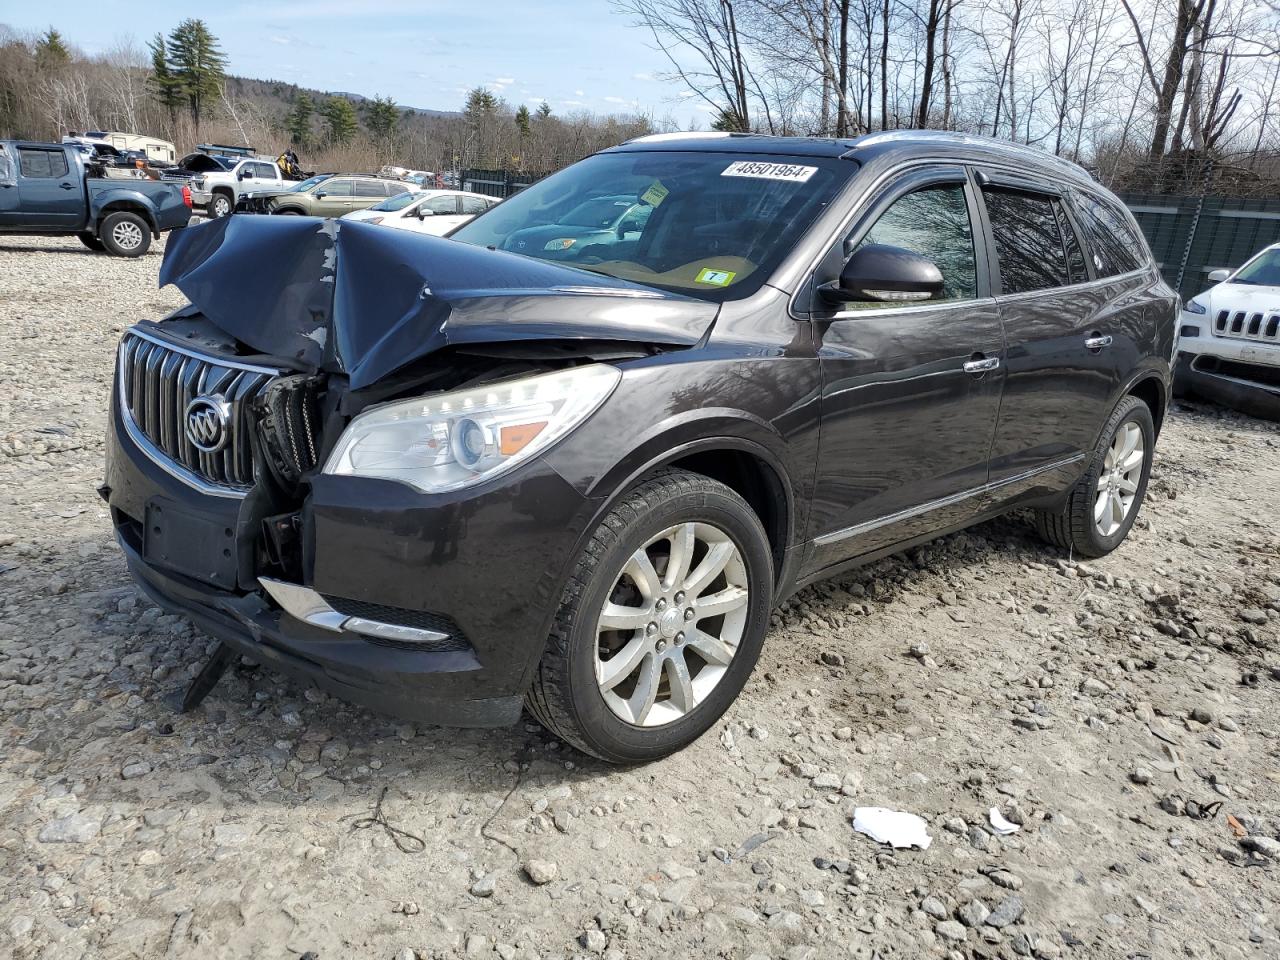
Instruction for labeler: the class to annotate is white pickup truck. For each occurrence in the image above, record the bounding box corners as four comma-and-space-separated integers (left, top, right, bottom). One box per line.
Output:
190, 156, 289, 217
1175, 241, 1280, 420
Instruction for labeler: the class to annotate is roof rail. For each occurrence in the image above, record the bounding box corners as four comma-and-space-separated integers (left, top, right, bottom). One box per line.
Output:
625, 131, 750, 145
847, 130, 1092, 179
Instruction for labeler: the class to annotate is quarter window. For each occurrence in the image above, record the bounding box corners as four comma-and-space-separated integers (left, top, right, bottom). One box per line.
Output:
983, 189, 1071, 294
1073, 191, 1144, 277
18, 148, 69, 178
851, 183, 978, 303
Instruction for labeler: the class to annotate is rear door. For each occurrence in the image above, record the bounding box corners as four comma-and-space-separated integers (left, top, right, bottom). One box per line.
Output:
314, 178, 354, 216
805, 166, 1006, 571
14, 146, 80, 228
978, 174, 1121, 489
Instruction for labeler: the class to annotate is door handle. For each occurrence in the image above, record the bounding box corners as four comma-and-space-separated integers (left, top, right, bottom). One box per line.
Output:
59, 182, 75, 190
963, 356, 1000, 375
1084, 334, 1113, 350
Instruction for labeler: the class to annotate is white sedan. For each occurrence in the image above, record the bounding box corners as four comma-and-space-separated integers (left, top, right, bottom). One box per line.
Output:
340, 189, 501, 236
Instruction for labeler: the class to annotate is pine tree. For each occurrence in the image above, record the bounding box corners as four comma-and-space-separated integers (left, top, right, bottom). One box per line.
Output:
286, 92, 314, 146
364, 95, 399, 141
34, 28, 70, 70
167, 19, 227, 129
320, 96, 358, 145
515, 104, 531, 139
148, 33, 183, 122
535, 102, 552, 121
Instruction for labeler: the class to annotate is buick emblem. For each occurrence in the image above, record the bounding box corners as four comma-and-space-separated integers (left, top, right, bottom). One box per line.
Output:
184, 395, 231, 453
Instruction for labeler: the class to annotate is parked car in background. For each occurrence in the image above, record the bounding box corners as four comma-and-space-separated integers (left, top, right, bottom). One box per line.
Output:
162, 152, 237, 186
104, 131, 1173, 761
0, 140, 190, 256
238, 173, 412, 217
340, 189, 499, 235
1175, 241, 1280, 419
190, 155, 293, 217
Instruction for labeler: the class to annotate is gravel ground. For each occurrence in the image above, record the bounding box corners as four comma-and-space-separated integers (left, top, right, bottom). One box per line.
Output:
2, 232, 1280, 960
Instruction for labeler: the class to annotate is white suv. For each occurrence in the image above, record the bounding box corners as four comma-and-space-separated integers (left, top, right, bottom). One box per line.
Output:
191, 157, 289, 217
1175, 241, 1280, 419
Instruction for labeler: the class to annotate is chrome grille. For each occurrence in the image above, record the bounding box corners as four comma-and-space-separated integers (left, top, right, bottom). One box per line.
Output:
117, 328, 277, 494
1213, 309, 1280, 343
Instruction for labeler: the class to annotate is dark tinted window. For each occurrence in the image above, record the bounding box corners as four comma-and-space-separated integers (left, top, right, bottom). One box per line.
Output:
1056, 202, 1088, 283
1072, 191, 1143, 276
853, 183, 977, 301
983, 189, 1070, 294
354, 180, 385, 198
19, 148, 69, 178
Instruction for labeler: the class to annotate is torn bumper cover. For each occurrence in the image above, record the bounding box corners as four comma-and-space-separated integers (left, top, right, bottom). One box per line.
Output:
1175, 350, 1280, 421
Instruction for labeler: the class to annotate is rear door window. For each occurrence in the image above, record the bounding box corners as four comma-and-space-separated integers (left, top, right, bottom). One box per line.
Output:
982, 188, 1071, 294
1072, 191, 1144, 277
355, 180, 385, 198
19, 148, 69, 178
459, 195, 489, 215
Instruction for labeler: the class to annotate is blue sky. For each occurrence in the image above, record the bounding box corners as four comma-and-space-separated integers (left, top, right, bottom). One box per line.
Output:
2, 1, 709, 125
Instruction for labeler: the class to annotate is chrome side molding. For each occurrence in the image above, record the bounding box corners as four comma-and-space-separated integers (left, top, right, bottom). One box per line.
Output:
258, 577, 452, 647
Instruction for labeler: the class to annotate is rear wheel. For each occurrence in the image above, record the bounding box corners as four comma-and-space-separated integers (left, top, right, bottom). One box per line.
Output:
527, 470, 773, 763
77, 232, 105, 252
1034, 395, 1154, 558
99, 212, 151, 258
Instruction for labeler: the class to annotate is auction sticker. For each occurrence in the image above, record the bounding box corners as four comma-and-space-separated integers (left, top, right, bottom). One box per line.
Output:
641, 181, 669, 206
696, 268, 737, 286
722, 161, 817, 182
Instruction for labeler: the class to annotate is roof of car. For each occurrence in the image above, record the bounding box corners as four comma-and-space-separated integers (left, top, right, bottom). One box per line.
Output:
613, 129, 1096, 187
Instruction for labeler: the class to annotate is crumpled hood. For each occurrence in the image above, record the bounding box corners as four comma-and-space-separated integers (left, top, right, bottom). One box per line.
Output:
159, 216, 716, 389
1205, 282, 1280, 317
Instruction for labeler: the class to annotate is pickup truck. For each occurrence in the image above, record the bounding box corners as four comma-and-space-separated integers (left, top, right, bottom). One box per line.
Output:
0, 140, 191, 257
189, 155, 292, 218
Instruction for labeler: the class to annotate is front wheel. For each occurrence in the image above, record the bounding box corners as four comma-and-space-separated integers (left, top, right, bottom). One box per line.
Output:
100, 212, 151, 257
210, 193, 233, 218
1034, 395, 1154, 558
527, 470, 773, 763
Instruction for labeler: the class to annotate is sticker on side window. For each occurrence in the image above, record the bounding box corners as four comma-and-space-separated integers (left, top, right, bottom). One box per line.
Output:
696, 268, 737, 286
721, 161, 817, 182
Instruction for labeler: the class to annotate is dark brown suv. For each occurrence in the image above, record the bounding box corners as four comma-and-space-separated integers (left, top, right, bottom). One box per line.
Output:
104, 131, 1175, 762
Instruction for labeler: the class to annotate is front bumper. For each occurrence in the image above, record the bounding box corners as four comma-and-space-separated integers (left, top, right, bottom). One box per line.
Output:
104, 387, 601, 727
1174, 349, 1280, 420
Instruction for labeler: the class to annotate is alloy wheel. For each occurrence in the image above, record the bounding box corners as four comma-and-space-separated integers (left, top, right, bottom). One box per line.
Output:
595, 521, 749, 727
1094, 421, 1144, 537
112, 220, 143, 251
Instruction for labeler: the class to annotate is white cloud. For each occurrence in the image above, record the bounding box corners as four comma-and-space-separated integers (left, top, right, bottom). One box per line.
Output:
493, 77, 515, 86
269, 35, 292, 45
603, 96, 627, 104
677, 90, 696, 98
575, 89, 585, 97
632, 72, 652, 81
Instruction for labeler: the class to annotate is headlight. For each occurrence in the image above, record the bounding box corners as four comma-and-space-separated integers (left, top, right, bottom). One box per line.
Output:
1185, 298, 1207, 315
544, 238, 577, 251
323, 364, 620, 493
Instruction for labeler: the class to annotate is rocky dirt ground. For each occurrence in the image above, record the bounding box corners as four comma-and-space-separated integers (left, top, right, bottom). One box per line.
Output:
1, 233, 1279, 960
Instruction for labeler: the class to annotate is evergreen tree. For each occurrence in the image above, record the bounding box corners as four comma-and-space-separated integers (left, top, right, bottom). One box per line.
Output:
166, 19, 227, 129
535, 102, 552, 121
285, 92, 314, 146
364, 95, 399, 140
320, 95, 358, 145
34, 28, 70, 70
147, 33, 183, 122
515, 104, 531, 139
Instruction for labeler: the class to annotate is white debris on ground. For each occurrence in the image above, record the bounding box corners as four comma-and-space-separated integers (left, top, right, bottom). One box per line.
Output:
852, 807, 933, 850
2, 233, 1280, 959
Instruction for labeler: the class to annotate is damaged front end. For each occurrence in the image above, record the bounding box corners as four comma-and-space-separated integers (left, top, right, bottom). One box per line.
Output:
104, 215, 714, 724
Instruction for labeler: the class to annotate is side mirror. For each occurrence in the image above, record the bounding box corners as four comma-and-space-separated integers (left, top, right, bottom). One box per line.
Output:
1207, 268, 1230, 283
819, 243, 944, 305
315, 191, 326, 199
418, 208, 434, 218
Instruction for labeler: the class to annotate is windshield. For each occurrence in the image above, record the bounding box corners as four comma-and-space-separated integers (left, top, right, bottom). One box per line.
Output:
371, 191, 423, 212
1232, 248, 1280, 286
451, 150, 853, 299
292, 174, 332, 193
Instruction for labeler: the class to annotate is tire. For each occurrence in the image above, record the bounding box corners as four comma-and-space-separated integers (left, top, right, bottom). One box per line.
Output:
99, 212, 151, 258
273, 208, 302, 215
1033, 395, 1154, 558
527, 470, 773, 763
77, 232, 105, 252
210, 193, 233, 218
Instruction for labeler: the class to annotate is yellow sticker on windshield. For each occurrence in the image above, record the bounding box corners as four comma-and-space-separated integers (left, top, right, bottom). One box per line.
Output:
641, 181, 669, 207
696, 268, 736, 286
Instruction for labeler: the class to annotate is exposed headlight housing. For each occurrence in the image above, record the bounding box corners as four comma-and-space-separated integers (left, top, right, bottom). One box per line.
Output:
1185, 297, 1208, 315
323, 364, 621, 493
